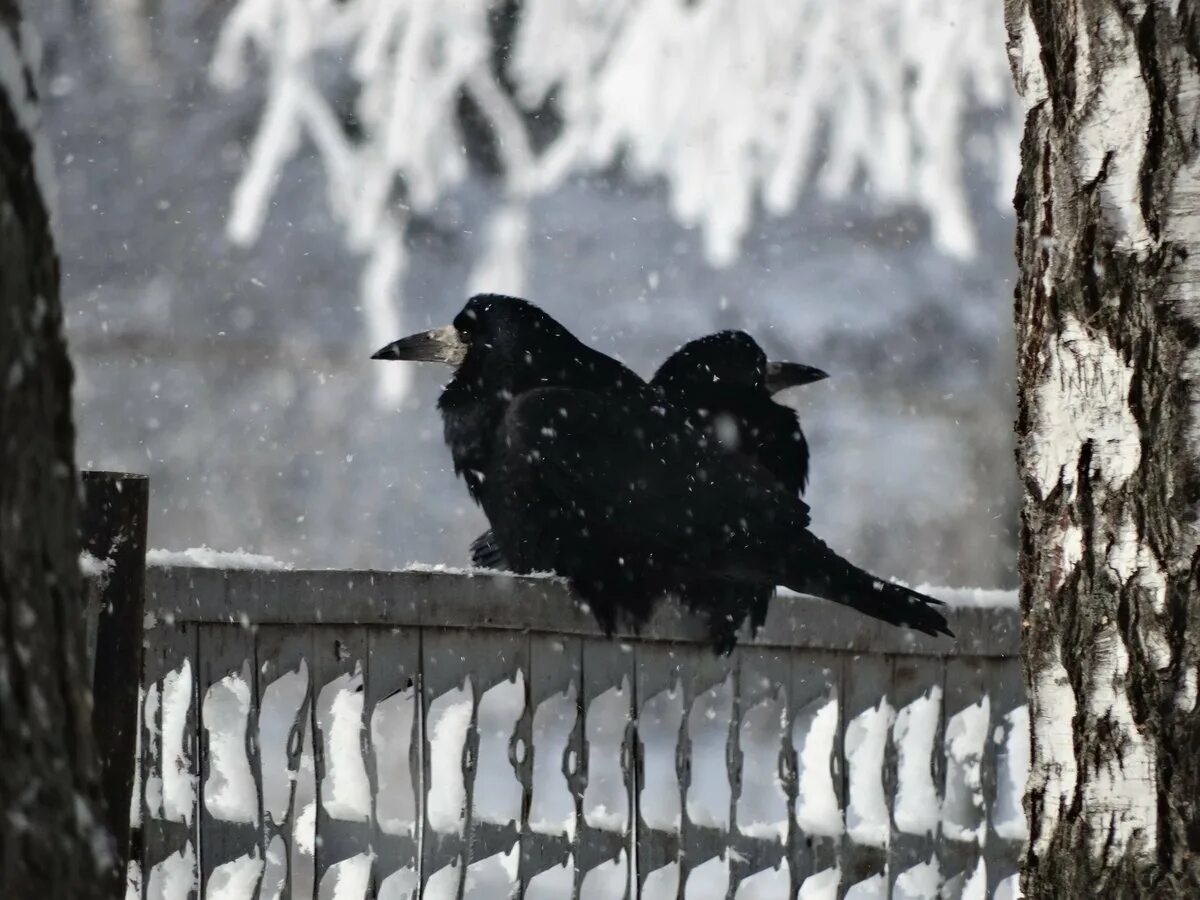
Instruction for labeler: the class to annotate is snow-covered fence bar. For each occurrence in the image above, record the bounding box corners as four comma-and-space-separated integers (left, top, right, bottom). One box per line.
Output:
132, 566, 1025, 898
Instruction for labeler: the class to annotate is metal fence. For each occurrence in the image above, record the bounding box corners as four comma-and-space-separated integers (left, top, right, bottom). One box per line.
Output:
131, 565, 1025, 900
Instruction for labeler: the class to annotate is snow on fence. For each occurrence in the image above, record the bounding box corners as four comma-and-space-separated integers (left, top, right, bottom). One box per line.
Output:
129, 565, 1026, 899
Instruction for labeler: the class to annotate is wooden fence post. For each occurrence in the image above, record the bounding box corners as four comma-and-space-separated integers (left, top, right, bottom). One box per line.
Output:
81, 470, 149, 889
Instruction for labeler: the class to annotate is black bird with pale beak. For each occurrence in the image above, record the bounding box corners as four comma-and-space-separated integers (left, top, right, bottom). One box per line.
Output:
373, 294, 951, 643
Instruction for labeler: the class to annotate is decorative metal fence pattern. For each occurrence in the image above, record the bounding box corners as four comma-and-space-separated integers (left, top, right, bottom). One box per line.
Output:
133, 567, 1026, 899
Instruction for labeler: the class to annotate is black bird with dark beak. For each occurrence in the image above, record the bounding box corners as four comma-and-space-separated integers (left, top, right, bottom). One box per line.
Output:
469, 327, 832, 652
373, 294, 951, 644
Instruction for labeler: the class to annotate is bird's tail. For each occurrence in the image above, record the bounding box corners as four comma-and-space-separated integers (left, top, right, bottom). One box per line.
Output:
470, 529, 510, 571
781, 536, 953, 637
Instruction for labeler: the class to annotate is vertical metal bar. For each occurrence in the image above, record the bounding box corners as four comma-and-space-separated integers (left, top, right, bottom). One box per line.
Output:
309, 627, 372, 894
938, 656, 991, 898
197, 622, 261, 896
885, 655, 945, 894
365, 625, 422, 895
521, 633, 581, 894
140, 601, 199, 897
729, 648, 790, 893
982, 656, 1025, 896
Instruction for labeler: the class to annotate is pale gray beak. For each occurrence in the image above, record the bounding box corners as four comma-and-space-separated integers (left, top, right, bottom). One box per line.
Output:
765, 361, 829, 394
372, 325, 467, 366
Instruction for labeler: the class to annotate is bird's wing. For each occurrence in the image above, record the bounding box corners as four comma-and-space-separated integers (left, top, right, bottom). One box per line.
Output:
497, 387, 811, 562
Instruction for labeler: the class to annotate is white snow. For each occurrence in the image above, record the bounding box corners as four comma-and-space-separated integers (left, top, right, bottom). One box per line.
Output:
797, 867, 840, 900
579, 851, 626, 899
423, 860, 462, 900
317, 668, 372, 821
683, 855, 729, 899
793, 695, 842, 836
403, 562, 565, 582
736, 688, 789, 842
994, 873, 1023, 900
79, 550, 113, 580
845, 697, 894, 847
317, 852, 374, 900
529, 683, 579, 837
583, 678, 631, 831
685, 674, 734, 830
258, 835, 287, 900
462, 845, 519, 899
993, 705, 1030, 842
377, 866, 418, 900
1029, 645, 1077, 858
892, 856, 941, 900
161, 660, 195, 825
426, 682, 474, 835
638, 680, 684, 831
525, 855, 574, 900
957, 858, 987, 900
779, 585, 1016, 609
147, 546, 293, 569
206, 850, 264, 900
143, 683, 163, 818
203, 669, 258, 823
371, 683, 418, 835
734, 862, 790, 899
145, 842, 196, 900
641, 863, 679, 897
473, 672, 526, 827
258, 663, 309, 824
844, 873, 886, 899
1029, 315, 1140, 500
293, 801, 316, 856
892, 687, 943, 835
943, 696, 990, 845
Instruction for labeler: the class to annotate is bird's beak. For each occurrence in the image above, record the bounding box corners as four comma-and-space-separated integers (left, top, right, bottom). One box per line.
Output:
765, 361, 829, 394
371, 325, 467, 367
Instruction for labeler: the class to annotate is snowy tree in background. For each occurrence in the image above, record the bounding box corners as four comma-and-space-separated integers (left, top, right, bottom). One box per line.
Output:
212, 0, 1017, 401
1008, 1, 1200, 893
0, 2, 108, 896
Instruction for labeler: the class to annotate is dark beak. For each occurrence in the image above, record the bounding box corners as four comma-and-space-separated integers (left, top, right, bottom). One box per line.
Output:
372, 325, 467, 366
765, 361, 829, 394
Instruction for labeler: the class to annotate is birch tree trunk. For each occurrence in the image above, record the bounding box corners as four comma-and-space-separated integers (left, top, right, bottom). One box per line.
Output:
0, 2, 108, 896
1006, 0, 1200, 894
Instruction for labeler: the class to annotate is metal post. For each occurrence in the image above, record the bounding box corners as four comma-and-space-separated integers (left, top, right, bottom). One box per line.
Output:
81, 470, 149, 889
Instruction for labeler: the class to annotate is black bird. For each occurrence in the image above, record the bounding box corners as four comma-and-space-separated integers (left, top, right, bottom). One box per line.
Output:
473, 328, 829, 651
373, 294, 951, 642
648, 330, 827, 650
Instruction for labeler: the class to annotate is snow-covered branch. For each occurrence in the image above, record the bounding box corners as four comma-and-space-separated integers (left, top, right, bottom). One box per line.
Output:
213, 0, 1018, 400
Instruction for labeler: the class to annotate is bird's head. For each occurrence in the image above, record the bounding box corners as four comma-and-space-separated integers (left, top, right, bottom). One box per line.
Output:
653, 330, 828, 396
372, 294, 630, 398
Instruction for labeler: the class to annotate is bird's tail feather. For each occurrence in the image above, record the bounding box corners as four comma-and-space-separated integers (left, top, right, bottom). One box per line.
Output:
470, 529, 510, 571
781, 537, 953, 638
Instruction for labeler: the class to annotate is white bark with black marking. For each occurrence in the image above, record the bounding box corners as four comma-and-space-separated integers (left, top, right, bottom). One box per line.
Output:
1007, 0, 1200, 893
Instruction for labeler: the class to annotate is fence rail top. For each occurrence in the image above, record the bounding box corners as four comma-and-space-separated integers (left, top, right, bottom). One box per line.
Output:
144, 565, 1018, 657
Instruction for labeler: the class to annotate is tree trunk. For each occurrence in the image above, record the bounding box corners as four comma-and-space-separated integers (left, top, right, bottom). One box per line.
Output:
1006, 0, 1200, 895
0, 3, 108, 896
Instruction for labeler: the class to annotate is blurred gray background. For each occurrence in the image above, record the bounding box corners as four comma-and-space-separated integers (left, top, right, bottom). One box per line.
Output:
37, 1, 1018, 589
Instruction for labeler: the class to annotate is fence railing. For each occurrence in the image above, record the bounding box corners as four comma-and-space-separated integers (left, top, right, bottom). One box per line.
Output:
130, 565, 1026, 900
